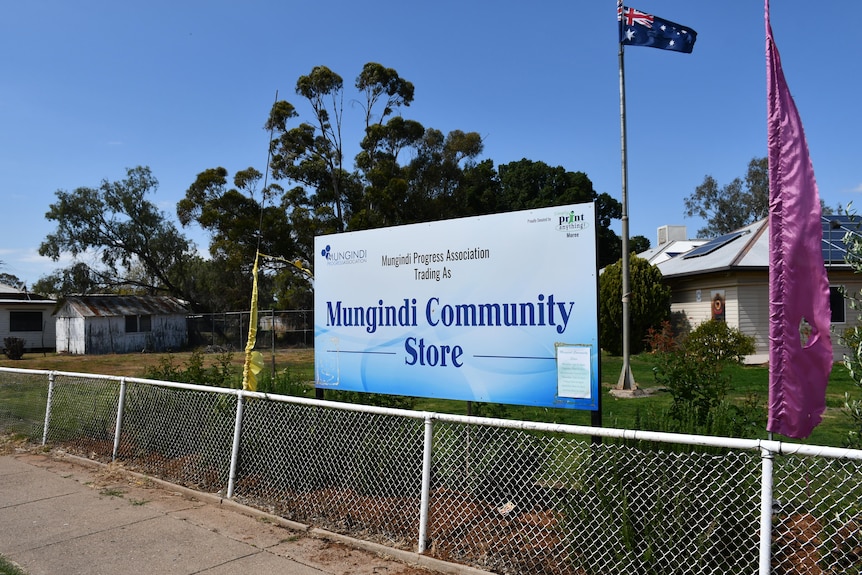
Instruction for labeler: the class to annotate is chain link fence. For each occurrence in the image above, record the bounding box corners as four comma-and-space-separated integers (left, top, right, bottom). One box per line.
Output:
187, 310, 313, 350
1, 366, 861, 575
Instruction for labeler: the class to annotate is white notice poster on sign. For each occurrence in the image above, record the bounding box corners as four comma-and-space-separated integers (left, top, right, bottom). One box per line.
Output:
556, 344, 592, 399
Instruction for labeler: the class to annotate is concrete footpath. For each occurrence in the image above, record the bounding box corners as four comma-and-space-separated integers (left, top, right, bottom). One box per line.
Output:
0, 448, 489, 575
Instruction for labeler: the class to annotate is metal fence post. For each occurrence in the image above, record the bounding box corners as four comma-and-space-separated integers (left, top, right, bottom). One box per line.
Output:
758, 444, 775, 575
41, 372, 55, 446
112, 378, 127, 461
226, 392, 245, 498
418, 413, 434, 553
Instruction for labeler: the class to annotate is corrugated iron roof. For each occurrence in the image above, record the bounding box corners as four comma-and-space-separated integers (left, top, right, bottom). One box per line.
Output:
0, 299, 55, 305
0, 283, 55, 303
639, 239, 709, 266
654, 215, 856, 278
655, 219, 768, 278
57, 295, 189, 318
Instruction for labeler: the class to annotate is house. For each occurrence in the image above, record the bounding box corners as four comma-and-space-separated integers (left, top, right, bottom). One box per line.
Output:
650, 216, 861, 364
55, 295, 190, 355
0, 283, 56, 352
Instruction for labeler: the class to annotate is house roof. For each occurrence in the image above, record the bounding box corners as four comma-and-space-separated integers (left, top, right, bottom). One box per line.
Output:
654, 219, 767, 278
0, 282, 23, 294
56, 295, 189, 318
0, 282, 56, 304
640, 239, 708, 266
653, 215, 861, 279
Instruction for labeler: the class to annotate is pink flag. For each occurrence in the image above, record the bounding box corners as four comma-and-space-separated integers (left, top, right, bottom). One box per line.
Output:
766, 0, 833, 439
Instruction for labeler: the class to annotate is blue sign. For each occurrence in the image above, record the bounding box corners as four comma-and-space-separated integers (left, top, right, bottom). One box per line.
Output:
314, 203, 599, 410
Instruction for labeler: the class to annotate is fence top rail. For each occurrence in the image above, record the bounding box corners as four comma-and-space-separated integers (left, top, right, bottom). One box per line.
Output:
188, 309, 310, 318
3, 366, 862, 460
0, 366, 122, 382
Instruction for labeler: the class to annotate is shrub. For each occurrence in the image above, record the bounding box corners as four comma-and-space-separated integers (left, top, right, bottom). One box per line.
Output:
565, 445, 758, 574
632, 395, 765, 442
255, 367, 313, 397
644, 321, 677, 353
327, 389, 416, 410
653, 350, 730, 427
3, 337, 24, 360
841, 323, 862, 449
599, 255, 671, 356
144, 349, 236, 387
684, 320, 756, 364
651, 322, 752, 427
644, 311, 692, 353
840, 220, 862, 448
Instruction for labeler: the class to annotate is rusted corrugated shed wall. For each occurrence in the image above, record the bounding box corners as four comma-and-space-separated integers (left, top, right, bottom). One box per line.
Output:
55, 295, 189, 355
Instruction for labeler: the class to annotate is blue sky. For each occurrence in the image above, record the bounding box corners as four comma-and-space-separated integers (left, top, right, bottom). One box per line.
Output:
2, 1, 859, 287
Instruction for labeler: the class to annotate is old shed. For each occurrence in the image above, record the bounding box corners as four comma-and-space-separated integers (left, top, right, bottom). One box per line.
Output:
55, 295, 189, 355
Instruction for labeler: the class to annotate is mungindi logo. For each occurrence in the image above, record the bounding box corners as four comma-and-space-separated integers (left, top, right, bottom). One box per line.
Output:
321, 244, 368, 265
556, 210, 590, 233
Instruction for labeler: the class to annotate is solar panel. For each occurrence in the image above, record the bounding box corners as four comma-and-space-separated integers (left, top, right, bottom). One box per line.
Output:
683, 230, 749, 259
673, 216, 862, 264
822, 214, 862, 265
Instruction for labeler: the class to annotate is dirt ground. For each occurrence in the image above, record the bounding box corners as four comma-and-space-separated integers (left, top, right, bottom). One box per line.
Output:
1, 436, 458, 575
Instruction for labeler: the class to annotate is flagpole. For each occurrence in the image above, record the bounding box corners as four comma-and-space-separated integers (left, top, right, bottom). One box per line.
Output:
617, 38, 637, 391
615, 2, 696, 392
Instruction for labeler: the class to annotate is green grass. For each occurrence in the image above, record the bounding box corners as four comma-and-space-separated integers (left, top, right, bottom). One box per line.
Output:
407, 352, 860, 448
0, 556, 27, 575
2, 349, 859, 448
99, 488, 125, 498
0, 386, 48, 438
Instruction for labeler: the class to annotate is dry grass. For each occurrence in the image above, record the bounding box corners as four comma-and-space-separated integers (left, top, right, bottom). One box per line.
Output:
0, 348, 314, 379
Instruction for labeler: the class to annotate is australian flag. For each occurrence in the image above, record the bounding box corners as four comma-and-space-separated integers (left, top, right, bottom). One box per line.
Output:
617, 3, 697, 53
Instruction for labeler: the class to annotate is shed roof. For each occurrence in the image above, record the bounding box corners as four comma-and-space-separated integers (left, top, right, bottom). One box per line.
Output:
56, 295, 189, 318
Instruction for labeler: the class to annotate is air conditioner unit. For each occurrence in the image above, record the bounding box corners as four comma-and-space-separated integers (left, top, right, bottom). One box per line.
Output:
657, 225, 687, 246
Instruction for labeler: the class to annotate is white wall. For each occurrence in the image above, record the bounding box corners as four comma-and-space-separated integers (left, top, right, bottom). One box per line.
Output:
668, 271, 862, 364
0, 304, 57, 352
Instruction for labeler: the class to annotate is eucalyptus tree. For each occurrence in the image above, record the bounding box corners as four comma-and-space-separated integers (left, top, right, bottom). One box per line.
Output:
180, 63, 622, 310
267, 62, 484, 235
496, 159, 623, 267
38, 166, 200, 305
0, 272, 21, 289
178, 167, 294, 263
177, 166, 301, 309
266, 64, 404, 233
684, 157, 769, 238
405, 128, 485, 223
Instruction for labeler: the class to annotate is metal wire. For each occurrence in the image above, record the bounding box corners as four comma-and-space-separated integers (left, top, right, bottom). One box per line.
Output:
1, 366, 860, 574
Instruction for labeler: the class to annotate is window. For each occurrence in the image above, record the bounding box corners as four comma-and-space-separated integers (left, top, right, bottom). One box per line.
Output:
125, 315, 152, 333
830, 286, 845, 324
10, 311, 43, 332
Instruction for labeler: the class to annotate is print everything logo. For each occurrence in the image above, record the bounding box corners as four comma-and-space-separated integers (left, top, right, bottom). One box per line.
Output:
321, 244, 368, 265
556, 210, 590, 232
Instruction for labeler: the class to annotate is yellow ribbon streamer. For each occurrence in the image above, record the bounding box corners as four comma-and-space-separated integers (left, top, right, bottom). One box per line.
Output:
241, 252, 261, 391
